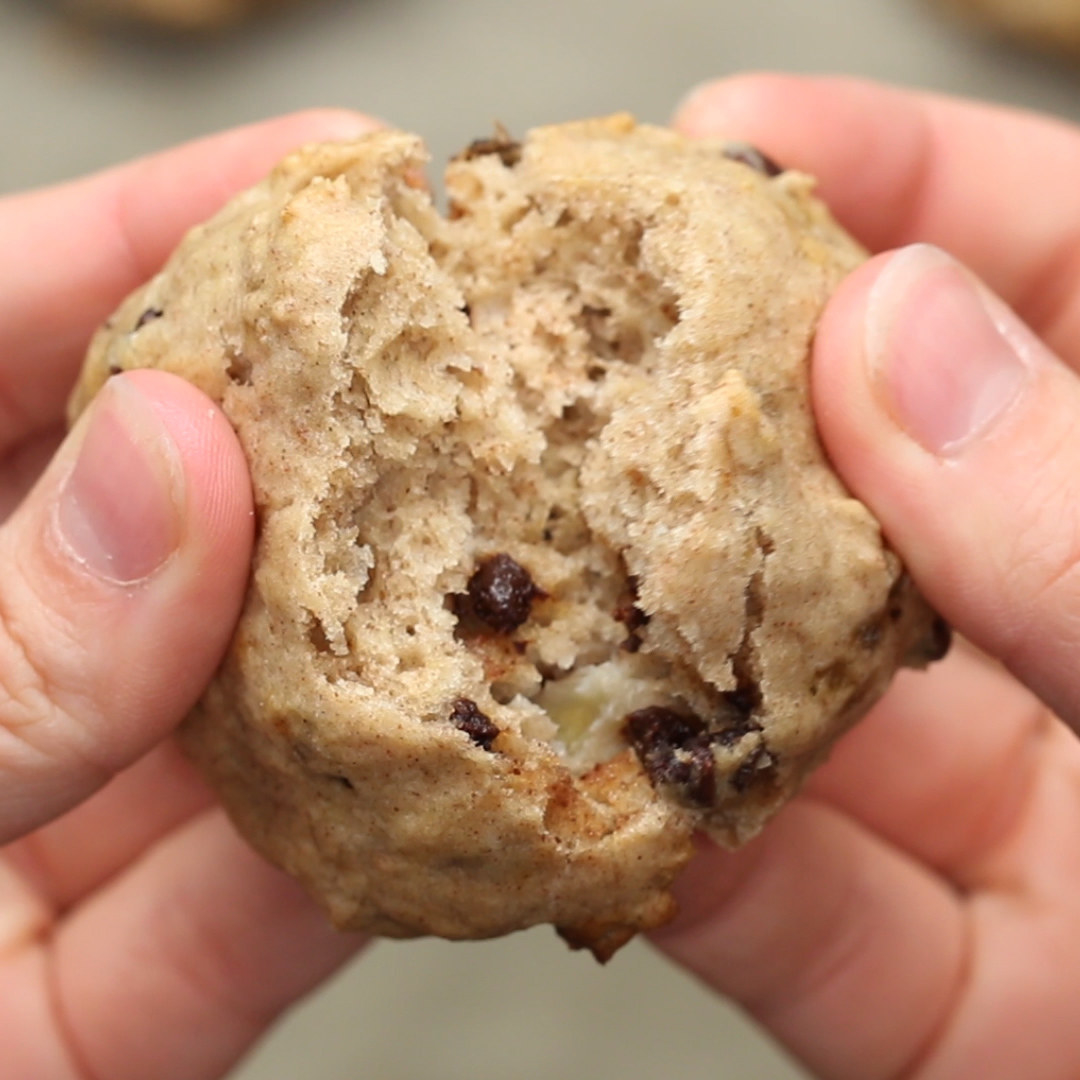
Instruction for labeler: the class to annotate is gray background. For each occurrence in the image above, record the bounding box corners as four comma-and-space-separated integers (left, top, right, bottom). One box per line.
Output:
2, 1, 1078, 1077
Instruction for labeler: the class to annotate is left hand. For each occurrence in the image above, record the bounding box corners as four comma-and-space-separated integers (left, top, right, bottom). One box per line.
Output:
0, 110, 378, 1080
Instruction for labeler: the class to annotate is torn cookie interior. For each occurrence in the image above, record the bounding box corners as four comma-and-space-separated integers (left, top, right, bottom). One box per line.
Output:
253, 123, 916, 842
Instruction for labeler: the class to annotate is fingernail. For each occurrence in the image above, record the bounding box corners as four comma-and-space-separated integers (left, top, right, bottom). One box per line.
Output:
865, 244, 1031, 456
57, 377, 184, 584
319, 110, 384, 140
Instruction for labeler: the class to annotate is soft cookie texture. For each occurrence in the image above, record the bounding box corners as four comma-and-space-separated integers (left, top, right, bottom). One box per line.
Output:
933, 0, 1080, 54
71, 117, 947, 959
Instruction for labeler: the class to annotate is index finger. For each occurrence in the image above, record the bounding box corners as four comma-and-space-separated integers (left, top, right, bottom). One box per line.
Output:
674, 75, 1080, 362
0, 109, 379, 451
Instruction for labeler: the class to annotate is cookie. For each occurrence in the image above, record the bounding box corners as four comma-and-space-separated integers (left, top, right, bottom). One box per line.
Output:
933, 0, 1080, 55
70, 117, 948, 960
71, 0, 279, 31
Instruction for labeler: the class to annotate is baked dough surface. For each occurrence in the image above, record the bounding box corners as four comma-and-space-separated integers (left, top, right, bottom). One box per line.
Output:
71, 117, 946, 958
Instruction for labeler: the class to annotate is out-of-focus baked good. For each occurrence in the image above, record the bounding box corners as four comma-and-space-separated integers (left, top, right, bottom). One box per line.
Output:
72, 0, 282, 31
934, 0, 1080, 55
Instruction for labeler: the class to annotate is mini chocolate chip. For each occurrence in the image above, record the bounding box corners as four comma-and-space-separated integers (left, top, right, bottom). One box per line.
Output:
907, 615, 953, 665
927, 616, 952, 660
467, 553, 539, 634
326, 774, 355, 790
721, 681, 760, 717
624, 706, 716, 807
722, 142, 784, 177
732, 746, 777, 793
460, 129, 522, 168
134, 307, 164, 331
450, 698, 500, 751
614, 599, 649, 632
107, 363, 123, 376
857, 617, 884, 650
714, 713, 763, 748
625, 705, 706, 747
614, 588, 650, 653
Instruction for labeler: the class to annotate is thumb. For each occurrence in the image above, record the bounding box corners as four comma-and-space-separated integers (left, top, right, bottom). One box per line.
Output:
0, 369, 252, 842
813, 243, 1080, 726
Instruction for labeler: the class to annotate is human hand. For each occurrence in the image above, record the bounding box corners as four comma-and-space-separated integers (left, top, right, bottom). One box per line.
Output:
0, 111, 377, 1080
649, 76, 1080, 1080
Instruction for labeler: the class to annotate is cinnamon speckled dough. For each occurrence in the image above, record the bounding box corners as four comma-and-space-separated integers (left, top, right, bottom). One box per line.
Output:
935, 0, 1080, 54
71, 117, 947, 959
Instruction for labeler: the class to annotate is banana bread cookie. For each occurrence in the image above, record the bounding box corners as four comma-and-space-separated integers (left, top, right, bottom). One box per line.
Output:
70, 117, 948, 959
934, 0, 1080, 55
71, 0, 283, 31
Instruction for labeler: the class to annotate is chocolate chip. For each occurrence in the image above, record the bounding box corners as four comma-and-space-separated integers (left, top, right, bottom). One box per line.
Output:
927, 616, 952, 660
714, 713, 763, 748
614, 597, 649, 632
467, 554, 539, 634
732, 746, 777, 793
614, 578, 650, 653
715, 675, 762, 744
134, 307, 164, 331
624, 706, 716, 807
907, 614, 952, 665
450, 698, 500, 751
326, 774, 355, 790
460, 126, 522, 168
722, 143, 784, 177
721, 682, 759, 717
857, 617, 884, 650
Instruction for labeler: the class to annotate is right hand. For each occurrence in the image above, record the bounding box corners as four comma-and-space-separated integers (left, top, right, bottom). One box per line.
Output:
650, 74, 1080, 1080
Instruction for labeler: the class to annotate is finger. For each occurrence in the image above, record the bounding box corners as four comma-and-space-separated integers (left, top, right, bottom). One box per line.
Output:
0, 427, 63, 525
0, 108, 380, 451
51, 809, 365, 1080
926, 720, 1080, 1080
811, 243, 1080, 730
652, 801, 966, 1080
3, 738, 212, 910
673, 74, 1080, 359
0, 368, 252, 842
805, 642, 1057, 882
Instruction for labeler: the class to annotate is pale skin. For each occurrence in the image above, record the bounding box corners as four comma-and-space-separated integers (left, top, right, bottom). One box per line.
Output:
3, 77, 1080, 1080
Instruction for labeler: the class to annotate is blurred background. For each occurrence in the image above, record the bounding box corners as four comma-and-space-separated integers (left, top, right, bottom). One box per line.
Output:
3, 0, 1078, 1076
